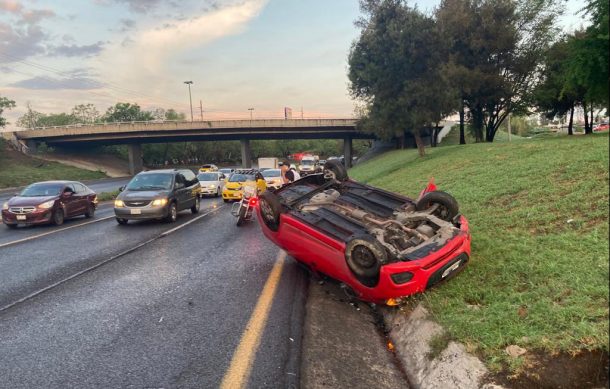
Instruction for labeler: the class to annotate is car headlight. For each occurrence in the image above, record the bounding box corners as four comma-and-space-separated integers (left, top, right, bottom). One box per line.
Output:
152, 198, 168, 206
209, 184, 216, 189
2, 202, 8, 210
38, 200, 55, 209
114, 199, 125, 207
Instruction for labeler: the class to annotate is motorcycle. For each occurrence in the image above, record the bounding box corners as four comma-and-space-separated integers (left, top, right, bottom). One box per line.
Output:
232, 184, 258, 226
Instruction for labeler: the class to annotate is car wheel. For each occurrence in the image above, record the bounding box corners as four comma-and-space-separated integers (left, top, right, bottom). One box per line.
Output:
85, 204, 95, 218
223, 199, 229, 203
52, 208, 65, 226
165, 202, 178, 223
191, 197, 200, 214
215, 188, 220, 197
345, 235, 386, 287
416, 191, 459, 221
116, 217, 128, 225
259, 191, 282, 231
323, 160, 348, 182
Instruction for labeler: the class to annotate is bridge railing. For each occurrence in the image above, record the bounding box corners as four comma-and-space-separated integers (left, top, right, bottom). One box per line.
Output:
15, 116, 357, 132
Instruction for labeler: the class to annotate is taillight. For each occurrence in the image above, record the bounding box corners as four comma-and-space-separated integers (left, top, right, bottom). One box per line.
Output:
249, 197, 258, 206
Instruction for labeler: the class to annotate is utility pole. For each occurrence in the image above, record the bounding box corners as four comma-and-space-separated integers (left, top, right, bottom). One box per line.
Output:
248, 107, 254, 120
184, 81, 193, 122
199, 100, 203, 121
301, 106, 304, 119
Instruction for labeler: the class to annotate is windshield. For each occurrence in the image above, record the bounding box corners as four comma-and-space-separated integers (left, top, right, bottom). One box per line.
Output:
262, 169, 281, 178
219, 169, 232, 174
198, 173, 218, 181
20, 183, 64, 197
126, 173, 173, 191
301, 160, 314, 166
229, 174, 255, 182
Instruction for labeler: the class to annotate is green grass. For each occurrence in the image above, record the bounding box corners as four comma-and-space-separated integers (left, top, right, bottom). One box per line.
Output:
350, 133, 609, 371
96, 190, 120, 202
0, 140, 107, 188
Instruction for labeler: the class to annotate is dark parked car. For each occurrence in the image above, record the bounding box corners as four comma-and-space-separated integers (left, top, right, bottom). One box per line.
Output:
113, 169, 201, 225
2, 181, 97, 228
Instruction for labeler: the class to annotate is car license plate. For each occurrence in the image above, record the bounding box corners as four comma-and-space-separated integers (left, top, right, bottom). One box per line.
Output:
16, 215, 26, 221
130, 209, 141, 215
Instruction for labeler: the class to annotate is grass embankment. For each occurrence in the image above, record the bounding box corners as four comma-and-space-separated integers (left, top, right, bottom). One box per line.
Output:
349, 134, 609, 372
97, 190, 120, 202
0, 140, 106, 188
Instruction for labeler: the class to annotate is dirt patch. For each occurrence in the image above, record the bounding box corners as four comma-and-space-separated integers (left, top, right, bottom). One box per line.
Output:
491, 349, 609, 389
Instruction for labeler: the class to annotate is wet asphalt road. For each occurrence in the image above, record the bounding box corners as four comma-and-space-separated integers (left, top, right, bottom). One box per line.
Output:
0, 196, 307, 388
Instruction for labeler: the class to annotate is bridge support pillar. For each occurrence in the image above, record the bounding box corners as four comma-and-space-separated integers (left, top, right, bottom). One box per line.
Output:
25, 140, 38, 153
343, 136, 353, 169
240, 139, 252, 168
127, 144, 144, 175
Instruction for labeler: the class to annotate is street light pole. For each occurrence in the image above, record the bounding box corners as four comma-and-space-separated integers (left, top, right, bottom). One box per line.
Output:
184, 81, 194, 122
248, 107, 254, 120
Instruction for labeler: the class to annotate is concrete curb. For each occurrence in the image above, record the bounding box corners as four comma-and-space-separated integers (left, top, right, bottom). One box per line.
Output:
382, 304, 505, 389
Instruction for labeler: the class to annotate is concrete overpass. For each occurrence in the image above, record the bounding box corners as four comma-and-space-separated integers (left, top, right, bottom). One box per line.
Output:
13, 119, 370, 174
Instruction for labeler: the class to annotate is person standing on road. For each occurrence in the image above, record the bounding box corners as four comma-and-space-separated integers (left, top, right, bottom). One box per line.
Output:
280, 160, 300, 185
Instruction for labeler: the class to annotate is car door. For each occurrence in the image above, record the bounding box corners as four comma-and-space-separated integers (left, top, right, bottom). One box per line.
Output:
62, 184, 80, 217
174, 173, 188, 210
74, 183, 89, 215
180, 169, 199, 206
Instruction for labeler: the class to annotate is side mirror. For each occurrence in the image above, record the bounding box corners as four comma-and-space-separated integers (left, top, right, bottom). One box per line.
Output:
119, 186, 125, 192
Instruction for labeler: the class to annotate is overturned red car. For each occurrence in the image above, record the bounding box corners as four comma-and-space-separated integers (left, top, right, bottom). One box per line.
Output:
256, 161, 471, 305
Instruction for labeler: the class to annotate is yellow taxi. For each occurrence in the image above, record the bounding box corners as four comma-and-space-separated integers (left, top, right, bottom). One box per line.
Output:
222, 170, 267, 202
199, 164, 219, 173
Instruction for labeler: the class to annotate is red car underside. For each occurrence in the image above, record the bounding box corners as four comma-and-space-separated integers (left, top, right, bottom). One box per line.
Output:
257, 176, 471, 304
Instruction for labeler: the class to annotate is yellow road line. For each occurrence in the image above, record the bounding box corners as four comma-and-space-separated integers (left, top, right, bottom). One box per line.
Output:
220, 250, 287, 389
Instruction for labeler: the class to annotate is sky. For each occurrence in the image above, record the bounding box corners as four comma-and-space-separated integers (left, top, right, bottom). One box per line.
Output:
0, 0, 590, 127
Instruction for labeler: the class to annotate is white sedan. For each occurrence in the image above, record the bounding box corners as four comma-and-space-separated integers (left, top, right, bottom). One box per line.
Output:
197, 172, 226, 197
262, 168, 283, 190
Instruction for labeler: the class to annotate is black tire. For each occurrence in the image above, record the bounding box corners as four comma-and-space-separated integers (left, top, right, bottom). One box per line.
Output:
191, 197, 200, 214
236, 205, 247, 227
116, 217, 128, 225
223, 199, 229, 203
165, 202, 178, 223
52, 208, 64, 226
323, 160, 348, 182
216, 188, 220, 198
345, 235, 387, 287
85, 204, 95, 218
416, 191, 459, 221
5, 223, 18, 229
259, 191, 282, 231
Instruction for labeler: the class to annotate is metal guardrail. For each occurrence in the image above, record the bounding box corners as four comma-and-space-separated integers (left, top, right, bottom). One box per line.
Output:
17, 117, 357, 132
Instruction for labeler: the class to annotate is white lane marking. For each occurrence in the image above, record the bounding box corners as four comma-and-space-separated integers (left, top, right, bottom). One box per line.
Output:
0, 205, 225, 313
0, 216, 114, 249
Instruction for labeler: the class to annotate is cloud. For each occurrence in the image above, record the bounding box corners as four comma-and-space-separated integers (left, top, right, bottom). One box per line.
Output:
50, 41, 105, 57
119, 18, 136, 31
9, 74, 103, 90
94, 0, 268, 92
0, 1, 55, 62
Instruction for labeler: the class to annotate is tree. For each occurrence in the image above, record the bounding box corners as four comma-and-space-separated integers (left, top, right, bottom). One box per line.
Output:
16, 103, 44, 129
71, 104, 100, 124
348, 0, 457, 156
436, 0, 562, 142
164, 109, 186, 121
103, 102, 154, 122
533, 36, 580, 135
0, 96, 16, 128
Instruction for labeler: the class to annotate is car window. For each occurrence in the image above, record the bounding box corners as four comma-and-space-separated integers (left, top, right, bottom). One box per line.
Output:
197, 173, 218, 181
229, 173, 255, 182
175, 174, 186, 187
126, 173, 173, 191
65, 184, 76, 193
74, 183, 87, 193
19, 183, 64, 197
181, 169, 197, 183
262, 169, 281, 177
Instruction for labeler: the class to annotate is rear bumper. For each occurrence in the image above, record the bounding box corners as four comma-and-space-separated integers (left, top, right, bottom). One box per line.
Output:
2, 209, 53, 225
257, 209, 472, 304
